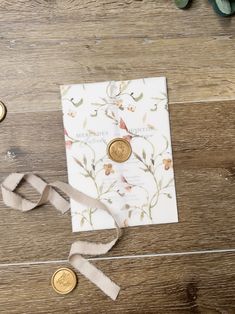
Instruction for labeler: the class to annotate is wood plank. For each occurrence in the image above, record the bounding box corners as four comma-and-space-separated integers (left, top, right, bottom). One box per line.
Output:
0, 1, 233, 38
0, 1, 234, 113
0, 252, 234, 313
0, 101, 234, 263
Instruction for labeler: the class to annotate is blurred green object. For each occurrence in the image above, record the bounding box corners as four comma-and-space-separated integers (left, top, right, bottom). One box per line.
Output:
210, 0, 232, 16
232, 0, 235, 11
175, 0, 191, 9
175, 0, 234, 16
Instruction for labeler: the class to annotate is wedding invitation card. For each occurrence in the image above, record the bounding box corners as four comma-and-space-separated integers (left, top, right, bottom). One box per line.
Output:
61, 77, 178, 232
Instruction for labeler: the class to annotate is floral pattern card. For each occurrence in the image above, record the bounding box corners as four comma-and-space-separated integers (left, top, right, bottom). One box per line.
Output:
61, 77, 178, 232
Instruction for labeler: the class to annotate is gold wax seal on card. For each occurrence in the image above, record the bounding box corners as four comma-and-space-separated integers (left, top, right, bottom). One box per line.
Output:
107, 138, 132, 163
51, 268, 77, 295
0, 101, 7, 122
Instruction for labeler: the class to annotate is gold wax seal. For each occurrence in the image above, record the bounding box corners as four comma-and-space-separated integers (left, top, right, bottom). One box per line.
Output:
51, 267, 77, 295
107, 138, 132, 163
0, 101, 7, 122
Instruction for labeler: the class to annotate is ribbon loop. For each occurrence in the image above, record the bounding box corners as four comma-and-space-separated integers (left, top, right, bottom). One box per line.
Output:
1, 173, 121, 300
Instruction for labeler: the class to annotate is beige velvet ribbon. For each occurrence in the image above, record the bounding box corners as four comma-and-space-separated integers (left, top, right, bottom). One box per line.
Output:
1, 173, 122, 300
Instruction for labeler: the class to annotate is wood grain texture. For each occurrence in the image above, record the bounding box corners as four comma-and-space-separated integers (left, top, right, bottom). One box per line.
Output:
0, 1, 235, 312
0, 252, 234, 314
0, 101, 234, 263
0, 0, 234, 113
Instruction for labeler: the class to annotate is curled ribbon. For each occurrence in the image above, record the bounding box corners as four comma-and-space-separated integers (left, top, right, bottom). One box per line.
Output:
1, 173, 122, 300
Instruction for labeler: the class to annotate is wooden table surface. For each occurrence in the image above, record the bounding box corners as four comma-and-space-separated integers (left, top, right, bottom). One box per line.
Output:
0, 1, 235, 313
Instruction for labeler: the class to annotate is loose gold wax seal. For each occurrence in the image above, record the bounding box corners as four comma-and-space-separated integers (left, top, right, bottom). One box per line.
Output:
51, 267, 77, 295
107, 138, 132, 163
0, 101, 7, 122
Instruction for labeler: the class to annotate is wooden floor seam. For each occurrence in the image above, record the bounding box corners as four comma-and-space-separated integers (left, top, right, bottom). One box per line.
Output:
1, 248, 235, 268
6, 97, 235, 115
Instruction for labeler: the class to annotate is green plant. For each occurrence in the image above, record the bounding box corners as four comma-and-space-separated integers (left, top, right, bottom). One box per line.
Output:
175, 0, 235, 16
